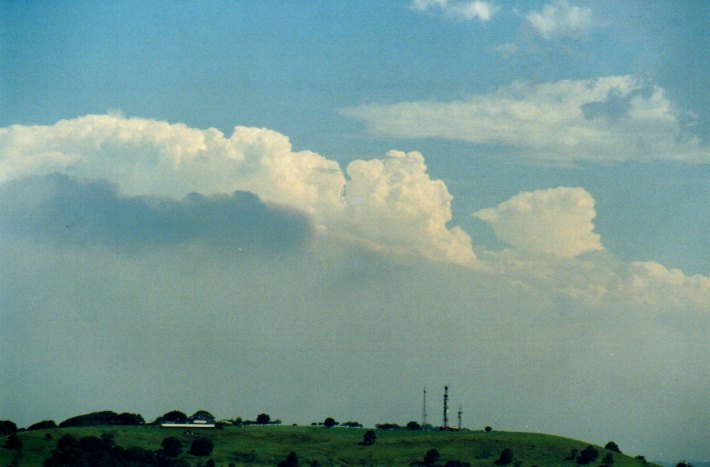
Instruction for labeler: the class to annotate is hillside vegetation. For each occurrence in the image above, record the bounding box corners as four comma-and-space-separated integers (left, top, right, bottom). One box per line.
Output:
1, 424, 657, 466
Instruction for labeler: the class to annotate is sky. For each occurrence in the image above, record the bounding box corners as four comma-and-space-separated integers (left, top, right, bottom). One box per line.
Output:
1, 0, 709, 462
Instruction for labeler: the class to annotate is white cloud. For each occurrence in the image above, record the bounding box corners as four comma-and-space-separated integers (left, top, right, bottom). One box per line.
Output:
0, 115, 476, 266
411, 0, 499, 22
0, 116, 345, 217
342, 150, 477, 266
474, 187, 603, 258
340, 75, 708, 163
620, 261, 710, 311
527, 0, 593, 40
492, 42, 518, 58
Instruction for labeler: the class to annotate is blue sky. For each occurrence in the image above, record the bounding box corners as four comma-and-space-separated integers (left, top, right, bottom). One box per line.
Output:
1, 1, 709, 462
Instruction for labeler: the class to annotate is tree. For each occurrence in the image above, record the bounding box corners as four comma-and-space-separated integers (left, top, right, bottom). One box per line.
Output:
361, 430, 376, 446
189, 437, 214, 457
601, 453, 615, 466
59, 410, 144, 427
27, 420, 57, 431
406, 421, 422, 430
494, 448, 514, 465
3, 433, 22, 451
484, 426, 493, 432
256, 413, 271, 425
156, 410, 188, 424
576, 446, 599, 465
605, 441, 621, 453
0, 420, 17, 436
423, 448, 440, 465
190, 410, 215, 424
323, 417, 337, 428
161, 436, 183, 457
57, 434, 80, 453
278, 451, 299, 467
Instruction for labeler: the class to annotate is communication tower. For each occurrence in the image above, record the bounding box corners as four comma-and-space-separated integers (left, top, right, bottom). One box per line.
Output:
457, 405, 463, 430
422, 387, 427, 428
442, 385, 449, 429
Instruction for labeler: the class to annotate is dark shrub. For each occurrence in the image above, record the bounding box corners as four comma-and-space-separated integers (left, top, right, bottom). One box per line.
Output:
44, 433, 53, 441
494, 448, 514, 465
605, 441, 621, 453
323, 417, 337, 428
256, 413, 271, 425
362, 430, 376, 446
57, 433, 79, 452
0, 420, 17, 436
155, 410, 188, 424
423, 448, 440, 465
78, 435, 108, 452
162, 436, 182, 457
122, 446, 157, 463
601, 452, 615, 466
189, 437, 214, 457
576, 446, 599, 465
375, 423, 401, 430
484, 426, 492, 432
406, 421, 422, 430
27, 420, 57, 431
278, 451, 299, 467
190, 410, 215, 424
59, 410, 143, 427
3, 433, 22, 450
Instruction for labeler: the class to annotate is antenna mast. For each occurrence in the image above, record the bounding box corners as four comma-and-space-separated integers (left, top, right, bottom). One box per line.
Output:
422, 387, 427, 428
443, 385, 449, 429
457, 405, 462, 430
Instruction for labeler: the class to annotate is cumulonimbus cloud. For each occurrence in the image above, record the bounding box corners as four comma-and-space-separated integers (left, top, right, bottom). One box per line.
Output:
474, 187, 603, 258
0, 173, 312, 252
0, 115, 477, 266
340, 75, 707, 163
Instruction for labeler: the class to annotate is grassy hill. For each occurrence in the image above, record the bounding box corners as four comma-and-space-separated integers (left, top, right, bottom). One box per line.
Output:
1, 425, 658, 466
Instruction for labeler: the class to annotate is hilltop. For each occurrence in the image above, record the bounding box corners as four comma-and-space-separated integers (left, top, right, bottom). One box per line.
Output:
1, 423, 658, 466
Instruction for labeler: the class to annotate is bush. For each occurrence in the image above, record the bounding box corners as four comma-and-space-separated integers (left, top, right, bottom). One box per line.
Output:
0, 420, 17, 436
361, 430, 376, 446
423, 448, 440, 465
278, 451, 299, 467
256, 413, 271, 425
605, 441, 621, 453
155, 410, 188, 424
3, 433, 22, 451
323, 417, 337, 428
494, 448, 514, 465
375, 422, 401, 430
190, 410, 215, 424
162, 436, 183, 457
189, 437, 214, 457
576, 446, 599, 465
406, 421, 422, 430
57, 434, 79, 452
601, 453, 615, 466
484, 426, 492, 432
59, 410, 144, 427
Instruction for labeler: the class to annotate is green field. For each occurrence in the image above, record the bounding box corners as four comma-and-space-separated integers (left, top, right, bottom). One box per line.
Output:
1, 425, 658, 466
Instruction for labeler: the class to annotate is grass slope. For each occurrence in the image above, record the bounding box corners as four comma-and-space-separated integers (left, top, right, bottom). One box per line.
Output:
1, 425, 658, 466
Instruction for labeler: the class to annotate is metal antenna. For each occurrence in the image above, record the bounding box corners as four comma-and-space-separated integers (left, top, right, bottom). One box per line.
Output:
443, 385, 449, 429
422, 387, 427, 428
457, 405, 462, 430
